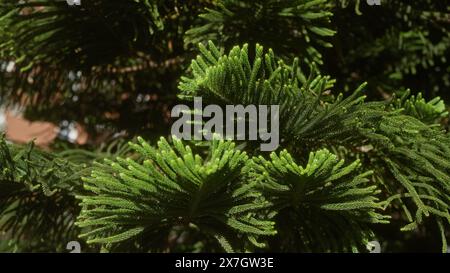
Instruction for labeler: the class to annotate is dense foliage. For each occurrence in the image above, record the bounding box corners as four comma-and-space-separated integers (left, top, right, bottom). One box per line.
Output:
0, 0, 448, 252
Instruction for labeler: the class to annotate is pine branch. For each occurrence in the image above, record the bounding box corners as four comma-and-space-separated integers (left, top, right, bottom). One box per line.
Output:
76, 137, 276, 252
0, 135, 130, 252
179, 41, 369, 150
390, 90, 448, 124
251, 148, 388, 252
362, 114, 450, 236
0, 135, 87, 251
180, 41, 450, 250
185, 0, 335, 65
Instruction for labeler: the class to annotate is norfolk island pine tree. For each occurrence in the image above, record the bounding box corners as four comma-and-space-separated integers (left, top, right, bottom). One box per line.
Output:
0, 0, 448, 252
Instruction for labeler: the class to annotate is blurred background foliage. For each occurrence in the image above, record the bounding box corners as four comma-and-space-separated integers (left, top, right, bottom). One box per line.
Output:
1, 0, 448, 140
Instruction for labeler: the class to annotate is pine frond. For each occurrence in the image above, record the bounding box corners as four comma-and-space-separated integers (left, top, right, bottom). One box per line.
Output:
179, 41, 369, 150
185, 0, 335, 65
76, 137, 276, 252
251, 148, 388, 252
180, 41, 450, 250
0, 135, 87, 252
390, 90, 448, 124
363, 114, 450, 237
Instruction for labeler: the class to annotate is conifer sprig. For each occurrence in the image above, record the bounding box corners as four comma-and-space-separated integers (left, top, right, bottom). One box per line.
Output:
185, 0, 335, 65
251, 149, 388, 252
76, 137, 276, 252
0, 136, 86, 251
